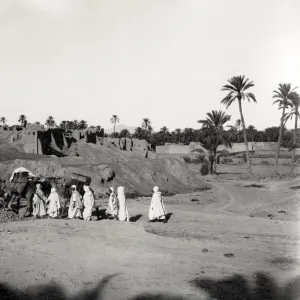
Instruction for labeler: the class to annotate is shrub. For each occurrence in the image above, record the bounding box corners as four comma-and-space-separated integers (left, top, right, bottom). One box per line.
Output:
200, 161, 209, 175
194, 154, 206, 164
261, 160, 270, 165
183, 156, 192, 163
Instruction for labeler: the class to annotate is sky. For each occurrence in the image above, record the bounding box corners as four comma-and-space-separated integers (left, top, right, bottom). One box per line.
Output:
0, 0, 299, 132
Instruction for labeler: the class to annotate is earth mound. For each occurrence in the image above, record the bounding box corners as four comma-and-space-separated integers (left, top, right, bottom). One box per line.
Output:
0, 130, 209, 195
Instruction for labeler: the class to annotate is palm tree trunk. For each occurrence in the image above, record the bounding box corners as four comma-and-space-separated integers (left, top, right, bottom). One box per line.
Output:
210, 156, 214, 174
113, 121, 116, 133
274, 107, 285, 175
290, 111, 298, 174
238, 99, 252, 173
213, 148, 217, 173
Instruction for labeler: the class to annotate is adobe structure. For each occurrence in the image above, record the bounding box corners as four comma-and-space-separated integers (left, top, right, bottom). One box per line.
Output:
5, 125, 153, 158
156, 141, 299, 156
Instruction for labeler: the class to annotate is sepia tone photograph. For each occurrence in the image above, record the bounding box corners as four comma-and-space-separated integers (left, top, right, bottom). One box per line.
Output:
0, 0, 300, 299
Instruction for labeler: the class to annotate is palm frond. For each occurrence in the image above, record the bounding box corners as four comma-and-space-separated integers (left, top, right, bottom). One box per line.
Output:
246, 93, 257, 103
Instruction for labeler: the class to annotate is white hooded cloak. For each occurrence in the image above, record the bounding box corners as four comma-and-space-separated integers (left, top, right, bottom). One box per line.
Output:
82, 185, 94, 221
117, 186, 129, 221
47, 187, 61, 218
106, 187, 118, 216
68, 185, 83, 219
149, 186, 166, 220
32, 184, 47, 218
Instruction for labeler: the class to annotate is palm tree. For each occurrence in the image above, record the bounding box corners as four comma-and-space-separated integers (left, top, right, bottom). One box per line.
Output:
110, 115, 120, 133
134, 127, 144, 139
284, 92, 300, 174
147, 125, 153, 138
78, 120, 88, 130
45, 116, 56, 128
142, 118, 151, 132
273, 83, 298, 174
198, 110, 232, 173
0, 117, 7, 127
18, 114, 27, 127
183, 128, 195, 145
175, 128, 182, 143
160, 126, 170, 143
221, 75, 257, 173
60, 120, 67, 129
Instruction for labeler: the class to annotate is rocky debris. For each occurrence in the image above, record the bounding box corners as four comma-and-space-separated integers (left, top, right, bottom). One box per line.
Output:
224, 253, 235, 258
0, 210, 22, 223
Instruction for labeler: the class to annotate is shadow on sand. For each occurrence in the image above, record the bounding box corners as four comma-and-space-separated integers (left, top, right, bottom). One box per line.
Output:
1, 271, 300, 300
130, 214, 143, 222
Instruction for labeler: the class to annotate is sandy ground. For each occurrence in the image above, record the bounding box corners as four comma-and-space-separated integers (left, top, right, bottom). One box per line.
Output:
1, 172, 300, 300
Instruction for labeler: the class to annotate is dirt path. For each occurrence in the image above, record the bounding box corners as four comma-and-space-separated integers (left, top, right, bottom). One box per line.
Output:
1, 177, 300, 300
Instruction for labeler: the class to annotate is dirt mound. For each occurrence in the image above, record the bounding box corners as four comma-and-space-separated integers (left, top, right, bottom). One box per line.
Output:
0, 131, 208, 196
108, 157, 209, 194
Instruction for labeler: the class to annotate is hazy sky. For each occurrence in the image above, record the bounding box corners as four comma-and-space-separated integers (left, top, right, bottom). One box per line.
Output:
0, 0, 299, 131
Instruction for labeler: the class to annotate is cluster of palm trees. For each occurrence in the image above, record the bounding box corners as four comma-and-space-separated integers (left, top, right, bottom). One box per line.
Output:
199, 76, 299, 175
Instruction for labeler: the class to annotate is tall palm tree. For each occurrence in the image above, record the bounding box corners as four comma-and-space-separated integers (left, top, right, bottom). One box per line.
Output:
221, 75, 257, 173
284, 92, 300, 174
142, 118, 151, 132
198, 110, 232, 173
0, 117, 7, 127
273, 83, 298, 174
45, 116, 56, 128
18, 114, 27, 127
110, 115, 120, 133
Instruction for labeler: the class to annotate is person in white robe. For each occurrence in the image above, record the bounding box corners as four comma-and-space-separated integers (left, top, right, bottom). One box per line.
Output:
82, 185, 94, 221
149, 186, 167, 222
68, 185, 83, 219
47, 187, 61, 218
117, 186, 129, 221
32, 183, 47, 218
106, 187, 118, 220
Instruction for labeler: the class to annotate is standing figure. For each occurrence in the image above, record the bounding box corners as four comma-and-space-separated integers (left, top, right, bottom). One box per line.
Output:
47, 187, 61, 219
82, 185, 94, 221
117, 186, 129, 221
68, 185, 83, 219
106, 187, 118, 220
149, 186, 167, 222
32, 183, 47, 218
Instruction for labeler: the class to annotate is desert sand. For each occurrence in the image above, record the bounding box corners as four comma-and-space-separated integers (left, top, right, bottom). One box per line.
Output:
1, 168, 300, 300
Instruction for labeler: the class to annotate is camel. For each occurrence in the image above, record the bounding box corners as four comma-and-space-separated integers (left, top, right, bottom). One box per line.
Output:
2, 172, 93, 218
